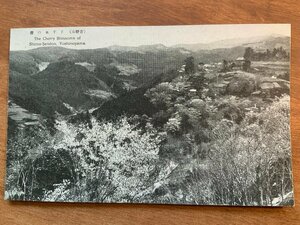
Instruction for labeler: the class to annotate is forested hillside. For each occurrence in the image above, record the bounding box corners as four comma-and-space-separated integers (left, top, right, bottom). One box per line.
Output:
5, 35, 293, 206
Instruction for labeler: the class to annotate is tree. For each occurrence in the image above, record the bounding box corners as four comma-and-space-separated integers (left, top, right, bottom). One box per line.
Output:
244, 47, 254, 60
145, 82, 176, 109
184, 56, 195, 74
5, 126, 52, 200
242, 60, 251, 71
221, 60, 229, 72
244, 47, 289, 61
49, 116, 162, 202
204, 95, 293, 206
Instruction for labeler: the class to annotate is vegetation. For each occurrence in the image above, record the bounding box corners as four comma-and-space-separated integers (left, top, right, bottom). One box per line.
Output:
6, 38, 293, 205
6, 92, 292, 205
244, 47, 289, 61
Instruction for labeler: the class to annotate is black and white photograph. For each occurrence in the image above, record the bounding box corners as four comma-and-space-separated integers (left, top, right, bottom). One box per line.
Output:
5, 24, 294, 206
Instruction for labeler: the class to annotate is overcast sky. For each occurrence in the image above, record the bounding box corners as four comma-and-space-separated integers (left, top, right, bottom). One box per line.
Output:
10, 24, 290, 51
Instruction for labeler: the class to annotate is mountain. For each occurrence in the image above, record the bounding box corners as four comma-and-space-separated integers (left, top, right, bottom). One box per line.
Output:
9, 44, 185, 81
9, 47, 115, 75
32, 61, 112, 109
27, 47, 81, 62
173, 35, 290, 52
8, 45, 186, 120
108, 44, 168, 53
9, 60, 114, 120
10, 51, 40, 75
10, 35, 289, 74
242, 36, 290, 52
9, 70, 68, 116
193, 46, 245, 63
92, 69, 180, 120
8, 35, 290, 121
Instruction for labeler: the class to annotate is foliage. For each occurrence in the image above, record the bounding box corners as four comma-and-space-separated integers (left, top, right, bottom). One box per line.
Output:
6, 44, 293, 206
184, 56, 195, 74
146, 82, 176, 109
5, 127, 53, 200
244, 47, 289, 61
47, 116, 161, 202
204, 95, 292, 205
164, 115, 181, 135
226, 77, 256, 97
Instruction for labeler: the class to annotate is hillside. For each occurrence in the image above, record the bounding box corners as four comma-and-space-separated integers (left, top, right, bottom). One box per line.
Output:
6, 32, 293, 206
32, 61, 112, 109
9, 70, 68, 116
8, 35, 291, 123
93, 69, 179, 120
194, 46, 246, 63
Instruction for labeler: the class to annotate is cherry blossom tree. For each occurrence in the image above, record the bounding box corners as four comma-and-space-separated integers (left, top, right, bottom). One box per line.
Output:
48, 116, 161, 202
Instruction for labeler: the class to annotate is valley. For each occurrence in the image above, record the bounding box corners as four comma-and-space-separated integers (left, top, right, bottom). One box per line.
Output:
5, 34, 293, 206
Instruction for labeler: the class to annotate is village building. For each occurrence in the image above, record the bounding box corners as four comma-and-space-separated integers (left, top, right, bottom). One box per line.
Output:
235, 57, 246, 67
188, 88, 197, 97
225, 57, 251, 71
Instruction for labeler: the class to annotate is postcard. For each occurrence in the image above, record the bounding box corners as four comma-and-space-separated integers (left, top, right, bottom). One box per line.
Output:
5, 24, 293, 206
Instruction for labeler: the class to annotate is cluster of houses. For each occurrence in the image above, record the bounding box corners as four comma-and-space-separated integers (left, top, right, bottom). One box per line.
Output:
222, 57, 251, 72
178, 56, 250, 74
176, 56, 289, 98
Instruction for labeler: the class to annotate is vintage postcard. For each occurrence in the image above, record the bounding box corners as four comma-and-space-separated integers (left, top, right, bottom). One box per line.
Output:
5, 24, 293, 206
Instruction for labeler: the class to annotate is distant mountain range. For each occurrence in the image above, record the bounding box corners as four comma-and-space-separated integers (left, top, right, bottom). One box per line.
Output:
106, 35, 290, 53
8, 35, 290, 123
173, 35, 290, 52
108, 44, 169, 53
10, 35, 289, 74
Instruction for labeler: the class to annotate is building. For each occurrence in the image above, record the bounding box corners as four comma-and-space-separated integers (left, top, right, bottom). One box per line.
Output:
232, 57, 251, 71
235, 57, 246, 68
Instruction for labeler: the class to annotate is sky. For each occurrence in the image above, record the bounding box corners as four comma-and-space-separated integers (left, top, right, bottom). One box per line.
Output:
10, 24, 290, 51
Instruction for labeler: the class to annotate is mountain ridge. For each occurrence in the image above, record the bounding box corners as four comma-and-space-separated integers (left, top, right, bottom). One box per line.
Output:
172, 35, 290, 52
